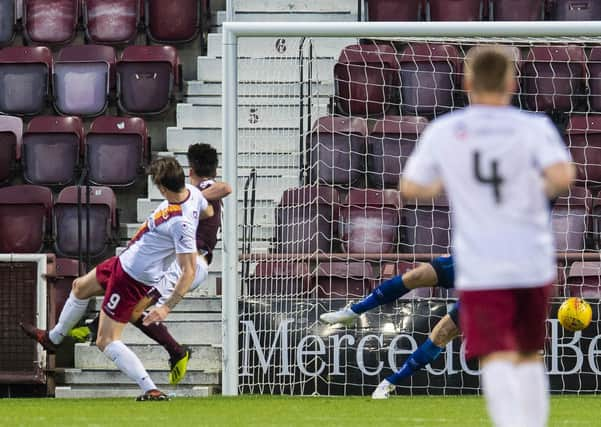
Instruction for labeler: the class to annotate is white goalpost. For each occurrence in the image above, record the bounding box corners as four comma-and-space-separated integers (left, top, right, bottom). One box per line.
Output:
222, 21, 601, 397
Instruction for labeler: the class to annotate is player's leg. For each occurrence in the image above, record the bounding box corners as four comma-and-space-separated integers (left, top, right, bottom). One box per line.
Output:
372, 304, 461, 399
20, 262, 106, 352
320, 257, 452, 325
512, 285, 552, 427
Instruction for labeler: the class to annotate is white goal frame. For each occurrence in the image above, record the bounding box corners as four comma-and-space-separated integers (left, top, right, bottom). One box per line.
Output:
221, 20, 601, 396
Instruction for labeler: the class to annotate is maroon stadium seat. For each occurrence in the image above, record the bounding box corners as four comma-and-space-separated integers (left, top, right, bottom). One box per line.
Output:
49, 258, 82, 325
428, 0, 481, 21
248, 262, 313, 296
83, 0, 141, 45
401, 195, 451, 254
316, 262, 376, 298
0, 0, 16, 46
54, 186, 117, 258
0, 46, 52, 115
0, 115, 22, 185
367, 115, 428, 188
116, 45, 180, 115
86, 116, 148, 187
590, 191, 601, 249
366, 0, 422, 21
565, 115, 601, 188
523, 46, 587, 113
566, 262, 601, 298
490, 0, 543, 20
307, 116, 368, 187
334, 43, 399, 116
22, 116, 84, 186
339, 189, 401, 254
54, 45, 116, 117
397, 43, 460, 117
552, 186, 591, 252
550, 0, 601, 20
275, 186, 340, 254
23, 0, 79, 45
146, 0, 200, 43
587, 48, 601, 112
0, 184, 52, 253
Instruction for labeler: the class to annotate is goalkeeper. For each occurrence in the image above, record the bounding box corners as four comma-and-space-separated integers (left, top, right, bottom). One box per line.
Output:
320, 256, 459, 400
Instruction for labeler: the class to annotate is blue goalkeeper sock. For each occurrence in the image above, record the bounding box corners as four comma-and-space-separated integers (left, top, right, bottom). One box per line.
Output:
351, 274, 409, 314
386, 338, 444, 386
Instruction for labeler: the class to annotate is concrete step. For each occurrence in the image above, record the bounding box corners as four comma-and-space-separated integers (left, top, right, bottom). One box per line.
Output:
58, 368, 220, 387
207, 33, 356, 58
185, 81, 334, 97
166, 150, 299, 171
118, 321, 221, 345
75, 343, 222, 372
167, 127, 301, 153
197, 57, 336, 82
91, 296, 221, 313
176, 103, 328, 129
55, 385, 211, 399
233, 0, 357, 13
218, 11, 357, 25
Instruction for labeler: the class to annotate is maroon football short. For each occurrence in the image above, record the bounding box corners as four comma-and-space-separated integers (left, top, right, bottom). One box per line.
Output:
95, 256, 150, 323
459, 284, 552, 360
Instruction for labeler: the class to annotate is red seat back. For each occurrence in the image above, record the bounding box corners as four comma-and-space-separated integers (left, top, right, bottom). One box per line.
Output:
552, 187, 591, 252
87, 116, 148, 187
523, 46, 587, 113
551, 0, 601, 20
401, 195, 451, 254
587, 48, 601, 112
428, 0, 481, 20
565, 115, 601, 187
146, 0, 200, 43
334, 44, 399, 116
0, 0, 16, 46
83, 0, 140, 45
0, 115, 22, 184
316, 262, 376, 298
339, 189, 401, 254
308, 116, 368, 187
367, 0, 422, 21
22, 116, 84, 186
367, 115, 428, 188
567, 262, 601, 298
23, 0, 79, 45
491, 0, 543, 20
249, 262, 313, 297
398, 43, 460, 117
49, 258, 82, 324
0, 184, 52, 253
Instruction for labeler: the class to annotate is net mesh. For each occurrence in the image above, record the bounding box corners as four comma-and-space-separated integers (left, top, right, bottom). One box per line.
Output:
235, 35, 601, 395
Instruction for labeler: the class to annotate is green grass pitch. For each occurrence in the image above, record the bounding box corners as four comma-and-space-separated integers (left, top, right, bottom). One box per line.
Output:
0, 395, 599, 426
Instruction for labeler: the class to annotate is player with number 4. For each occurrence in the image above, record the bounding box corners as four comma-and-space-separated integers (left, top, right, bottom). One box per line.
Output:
21, 157, 214, 401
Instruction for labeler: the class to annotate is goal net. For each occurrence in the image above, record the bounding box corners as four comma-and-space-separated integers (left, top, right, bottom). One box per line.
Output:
222, 22, 601, 396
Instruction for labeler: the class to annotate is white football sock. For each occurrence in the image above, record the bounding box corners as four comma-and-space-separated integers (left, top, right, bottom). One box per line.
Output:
48, 292, 90, 345
515, 360, 549, 427
103, 340, 156, 392
481, 360, 519, 427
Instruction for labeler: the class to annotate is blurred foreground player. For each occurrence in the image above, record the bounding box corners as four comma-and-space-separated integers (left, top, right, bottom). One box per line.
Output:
22, 158, 213, 400
71, 144, 230, 385
400, 46, 574, 426
321, 256, 460, 399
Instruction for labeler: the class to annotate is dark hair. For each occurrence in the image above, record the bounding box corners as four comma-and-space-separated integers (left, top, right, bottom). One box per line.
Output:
465, 46, 515, 94
149, 157, 186, 192
187, 143, 218, 178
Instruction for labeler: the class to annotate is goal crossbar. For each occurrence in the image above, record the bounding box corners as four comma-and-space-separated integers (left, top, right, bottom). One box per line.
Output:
221, 20, 601, 396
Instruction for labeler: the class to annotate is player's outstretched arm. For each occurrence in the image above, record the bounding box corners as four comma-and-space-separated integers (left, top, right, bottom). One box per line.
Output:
201, 181, 232, 201
399, 178, 443, 202
372, 312, 461, 399
320, 263, 440, 325
543, 162, 575, 199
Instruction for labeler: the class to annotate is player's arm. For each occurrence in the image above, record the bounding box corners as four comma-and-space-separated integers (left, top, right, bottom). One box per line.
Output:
543, 162, 575, 199
201, 181, 232, 201
400, 125, 442, 201
400, 179, 443, 201
198, 191, 214, 220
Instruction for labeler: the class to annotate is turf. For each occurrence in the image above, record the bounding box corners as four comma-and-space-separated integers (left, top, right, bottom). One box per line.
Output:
0, 395, 598, 427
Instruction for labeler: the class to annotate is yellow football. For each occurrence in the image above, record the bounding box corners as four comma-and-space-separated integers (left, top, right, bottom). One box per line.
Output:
558, 297, 592, 332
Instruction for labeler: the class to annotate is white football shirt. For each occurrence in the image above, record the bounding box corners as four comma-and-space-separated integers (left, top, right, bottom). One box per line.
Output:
119, 184, 208, 286
404, 105, 571, 290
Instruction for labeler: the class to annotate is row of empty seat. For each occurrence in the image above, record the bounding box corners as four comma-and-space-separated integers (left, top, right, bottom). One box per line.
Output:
365, 0, 600, 22
0, 0, 203, 47
307, 114, 601, 189
0, 45, 180, 116
0, 184, 117, 258
249, 259, 601, 298
273, 186, 593, 255
0, 115, 148, 187
335, 43, 600, 117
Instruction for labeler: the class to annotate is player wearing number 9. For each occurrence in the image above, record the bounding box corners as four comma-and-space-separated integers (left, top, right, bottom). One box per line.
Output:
400, 46, 575, 427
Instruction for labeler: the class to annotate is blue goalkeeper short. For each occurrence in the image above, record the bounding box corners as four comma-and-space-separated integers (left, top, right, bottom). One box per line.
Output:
430, 256, 460, 326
